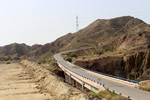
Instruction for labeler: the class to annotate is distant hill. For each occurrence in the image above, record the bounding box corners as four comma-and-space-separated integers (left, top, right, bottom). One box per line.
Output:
0, 16, 150, 61
0, 43, 30, 57
0, 43, 42, 60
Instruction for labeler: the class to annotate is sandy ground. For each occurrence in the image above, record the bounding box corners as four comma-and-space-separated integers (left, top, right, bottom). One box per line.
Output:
0, 63, 52, 100
0, 61, 88, 100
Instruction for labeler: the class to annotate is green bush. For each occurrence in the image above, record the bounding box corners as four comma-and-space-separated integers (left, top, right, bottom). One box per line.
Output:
77, 40, 80, 42
94, 51, 103, 55
13, 57, 20, 60
82, 56, 85, 60
97, 78, 101, 81
71, 54, 78, 58
6, 62, 10, 64
88, 90, 101, 99
38, 62, 41, 64
66, 57, 72, 62
105, 47, 116, 52
88, 90, 124, 100
123, 52, 126, 56
148, 25, 150, 27
38, 60, 46, 64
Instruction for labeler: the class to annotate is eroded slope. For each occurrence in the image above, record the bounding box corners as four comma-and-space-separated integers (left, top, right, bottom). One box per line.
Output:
0, 61, 89, 100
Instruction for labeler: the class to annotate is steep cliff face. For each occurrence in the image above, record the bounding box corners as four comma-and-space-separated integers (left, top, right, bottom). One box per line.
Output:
75, 57, 125, 77
125, 50, 150, 80
74, 50, 150, 81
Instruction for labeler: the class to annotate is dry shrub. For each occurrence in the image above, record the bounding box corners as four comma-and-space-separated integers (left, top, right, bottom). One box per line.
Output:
140, 81, 150, 92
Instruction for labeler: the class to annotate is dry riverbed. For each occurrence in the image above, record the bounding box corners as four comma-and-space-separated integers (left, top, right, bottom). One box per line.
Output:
0, 60, 88, 100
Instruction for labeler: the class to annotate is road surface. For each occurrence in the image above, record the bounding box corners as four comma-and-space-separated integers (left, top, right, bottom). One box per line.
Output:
54, 51, 150, 100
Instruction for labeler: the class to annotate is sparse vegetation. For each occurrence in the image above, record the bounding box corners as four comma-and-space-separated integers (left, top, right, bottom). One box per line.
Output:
139, 33, 142, 36
71, 53, 78, 58
123, 52, 126, 56
38, 59, 47, 64
38, 62, 41, 64
6, 62, 10, 64
99, 90, 125, 100
77, 40, 80, 42
88, 90, 125, 100
93, 51, 103, 55
48, 66, 58, 72
66, 57, 72, 62
82, 56, 85, 60
13, 57, 20, 60
0, 56, 11, 61
88, 90, 101, 99
140, 81, 150, 92
148, 44, 150, 48
98, 78, 101, 81
105, 47, 116, 52
148, 25, 150, 27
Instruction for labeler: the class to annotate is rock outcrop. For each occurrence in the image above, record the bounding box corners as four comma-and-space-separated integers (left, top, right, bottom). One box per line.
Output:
125, 50, 150, 80
74, 50, 150, 81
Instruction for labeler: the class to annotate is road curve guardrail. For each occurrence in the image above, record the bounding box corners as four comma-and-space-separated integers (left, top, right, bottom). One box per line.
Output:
57, 60, 105, 87
71, 63, 139, 84
59, 47, 139, 85
54, 49, 150, 100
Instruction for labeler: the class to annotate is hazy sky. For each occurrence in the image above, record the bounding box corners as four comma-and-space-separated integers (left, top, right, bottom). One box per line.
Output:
0, 0, 150, 46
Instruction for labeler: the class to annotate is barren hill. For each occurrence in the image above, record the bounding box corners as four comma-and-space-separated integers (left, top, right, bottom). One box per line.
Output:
0, 16, 150, 61
29, 16, 150, 59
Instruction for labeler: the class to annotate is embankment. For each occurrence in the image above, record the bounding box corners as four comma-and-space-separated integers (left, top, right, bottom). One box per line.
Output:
19, 60, 89, 100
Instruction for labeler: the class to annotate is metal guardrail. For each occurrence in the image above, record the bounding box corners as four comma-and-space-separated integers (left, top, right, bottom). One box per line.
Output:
57, 61, 105, 87
107, 87, 139, 100
57, 61, 137, 100
71, 63, 139, 84
58, 47, 139, 84
54, 50, 140, 100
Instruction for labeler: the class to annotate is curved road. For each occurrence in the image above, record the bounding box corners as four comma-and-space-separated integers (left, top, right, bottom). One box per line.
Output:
54, 50, 150, 100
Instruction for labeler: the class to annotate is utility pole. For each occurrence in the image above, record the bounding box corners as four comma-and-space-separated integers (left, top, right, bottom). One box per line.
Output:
76, 16, 79, 32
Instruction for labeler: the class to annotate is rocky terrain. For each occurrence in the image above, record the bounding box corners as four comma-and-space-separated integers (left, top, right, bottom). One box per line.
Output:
73, 49, 150, 81
0, 61, 89, 100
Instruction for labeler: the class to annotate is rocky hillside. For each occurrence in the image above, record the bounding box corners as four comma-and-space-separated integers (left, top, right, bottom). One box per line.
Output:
0, 16, 150, 62
74, 49, 150, 81
0, 43, 30, 57
0, 43, 42, 60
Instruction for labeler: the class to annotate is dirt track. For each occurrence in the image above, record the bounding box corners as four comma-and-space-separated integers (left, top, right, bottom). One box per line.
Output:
0, 61, 88, 100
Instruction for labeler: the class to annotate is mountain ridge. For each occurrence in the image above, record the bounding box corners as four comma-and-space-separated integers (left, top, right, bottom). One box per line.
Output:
0, 16, 150, 61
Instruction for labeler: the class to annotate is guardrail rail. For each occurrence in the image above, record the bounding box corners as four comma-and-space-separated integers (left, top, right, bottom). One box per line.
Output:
70, 62, 139, 84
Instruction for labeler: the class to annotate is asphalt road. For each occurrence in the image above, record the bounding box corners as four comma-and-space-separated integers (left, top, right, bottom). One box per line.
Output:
54, 51, 150, 100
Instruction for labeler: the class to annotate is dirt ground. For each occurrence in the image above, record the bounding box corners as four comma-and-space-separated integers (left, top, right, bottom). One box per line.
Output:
0, 63, 52, 100
0, 61, 88, 100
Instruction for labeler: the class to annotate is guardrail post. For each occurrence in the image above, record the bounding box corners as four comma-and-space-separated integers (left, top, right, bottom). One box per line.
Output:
128, 96, 130, 99
107, 88, 109, 91
119, 93, 122, 96
73, 79, 76, 87
113, 90, 115, 93
69, 74, 71, 84
82, 82, 85, 90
